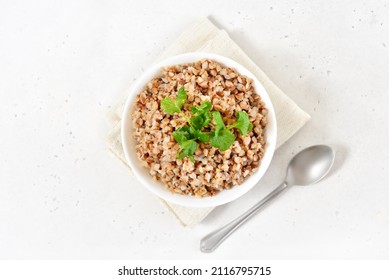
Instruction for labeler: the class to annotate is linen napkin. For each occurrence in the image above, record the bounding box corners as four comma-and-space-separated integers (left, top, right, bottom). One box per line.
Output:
107, 18, 310, 227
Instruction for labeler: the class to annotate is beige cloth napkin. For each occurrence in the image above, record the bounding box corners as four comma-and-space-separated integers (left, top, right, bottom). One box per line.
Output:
107, 18, 310, 227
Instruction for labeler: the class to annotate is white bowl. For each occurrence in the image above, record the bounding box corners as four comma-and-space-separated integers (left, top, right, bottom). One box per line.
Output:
121, 52, 277, 208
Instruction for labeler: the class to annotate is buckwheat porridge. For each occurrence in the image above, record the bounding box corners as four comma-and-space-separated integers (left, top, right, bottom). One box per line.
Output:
132, 59, 268, 197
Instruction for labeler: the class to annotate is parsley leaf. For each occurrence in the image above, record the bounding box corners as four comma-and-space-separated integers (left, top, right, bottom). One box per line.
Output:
161, 98, 181, 114
190, 101, 212, 114
189, 127, 210, 142
230, 111, 252, 135
189, 101, 211, 130
202, 111, 211, 127
189, 113, 210, 130
177, 139, 197, 162
160, 87, 187, 115
172, 127, 190, 144
176, 87, 187, 109
197, 131, 210, 142
210, 129, 236, 151
177, 126, 191, 134
189, 115, 204, 130
212, 111, 225, 136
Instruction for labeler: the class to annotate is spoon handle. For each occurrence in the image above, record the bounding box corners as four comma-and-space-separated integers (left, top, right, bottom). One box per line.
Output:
200, 181, 288, 253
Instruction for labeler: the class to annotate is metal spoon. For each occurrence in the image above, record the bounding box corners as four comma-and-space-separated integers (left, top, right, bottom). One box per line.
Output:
200, 145, 335, 253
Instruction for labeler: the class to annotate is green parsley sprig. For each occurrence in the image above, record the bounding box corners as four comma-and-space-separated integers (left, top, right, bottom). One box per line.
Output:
161, 87, 253, 162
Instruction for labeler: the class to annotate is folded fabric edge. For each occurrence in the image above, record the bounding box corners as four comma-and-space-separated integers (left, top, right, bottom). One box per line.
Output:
160, 200, 215, 227
155, 18, 221, 62
159, 200, 188, 227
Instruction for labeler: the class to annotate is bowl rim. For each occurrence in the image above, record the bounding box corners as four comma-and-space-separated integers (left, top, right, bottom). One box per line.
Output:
121, 52, 277, 208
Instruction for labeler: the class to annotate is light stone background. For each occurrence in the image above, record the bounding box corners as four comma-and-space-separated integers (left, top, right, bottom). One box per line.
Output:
0, 0, 388, 259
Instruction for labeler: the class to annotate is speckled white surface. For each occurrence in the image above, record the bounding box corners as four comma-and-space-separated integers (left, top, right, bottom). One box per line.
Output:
1, 0, 388, 259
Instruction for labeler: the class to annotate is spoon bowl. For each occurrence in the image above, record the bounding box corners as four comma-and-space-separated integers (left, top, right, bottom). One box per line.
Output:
286, 145, 335, 186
